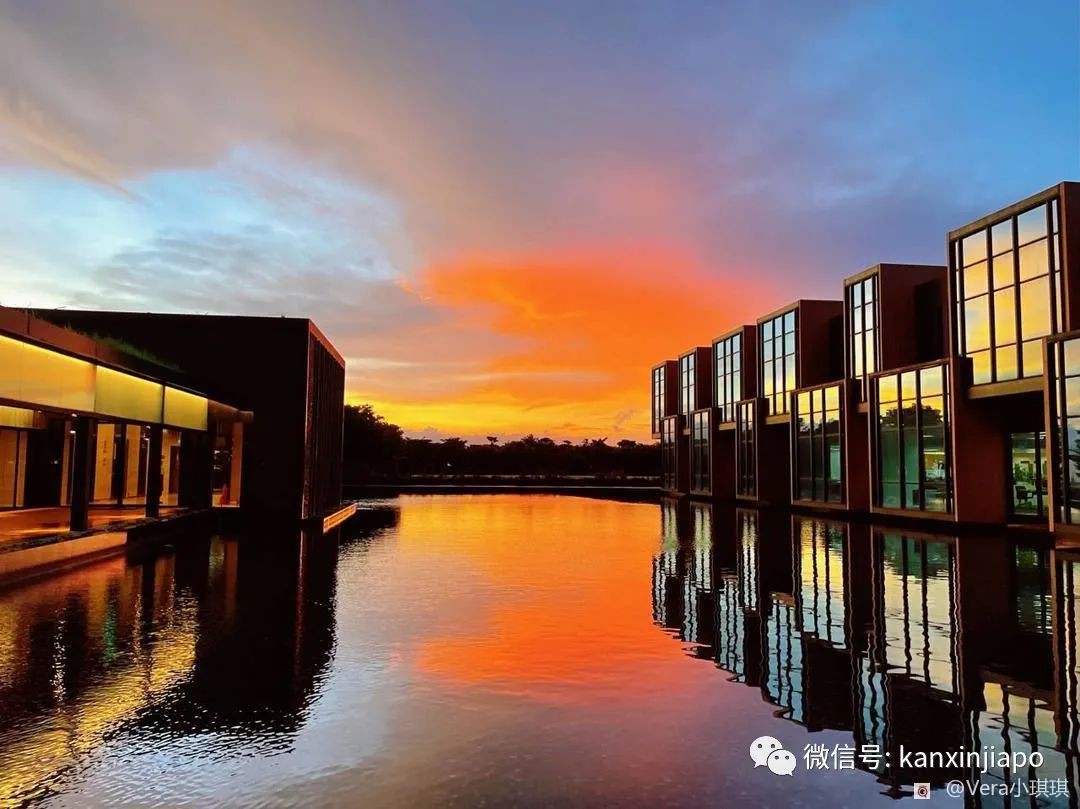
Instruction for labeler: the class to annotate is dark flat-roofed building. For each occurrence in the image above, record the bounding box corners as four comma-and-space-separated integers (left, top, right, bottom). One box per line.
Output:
31, 309, 347, 529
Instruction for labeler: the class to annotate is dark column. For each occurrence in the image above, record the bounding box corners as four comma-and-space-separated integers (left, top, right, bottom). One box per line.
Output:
145, 424, 163, 519
69, 417, 96, 531
179, 431, 213, 510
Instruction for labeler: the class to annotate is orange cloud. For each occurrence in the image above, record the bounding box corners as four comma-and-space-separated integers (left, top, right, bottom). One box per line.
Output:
357, 247, 780, 441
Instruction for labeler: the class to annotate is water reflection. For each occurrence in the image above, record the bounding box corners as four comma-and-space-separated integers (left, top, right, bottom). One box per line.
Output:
653, 498, 1078, 801
0, 507, 397, 807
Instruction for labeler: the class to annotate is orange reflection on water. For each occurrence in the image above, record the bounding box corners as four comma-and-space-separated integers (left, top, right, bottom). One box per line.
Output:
405, 496, 693, 703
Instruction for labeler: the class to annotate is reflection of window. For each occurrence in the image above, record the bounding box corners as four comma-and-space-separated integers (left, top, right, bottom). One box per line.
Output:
661, 417, 677, 490
651, 366, 666, 434
794, 385, 843, 503
953, 200, 1062, 384
760, 311, 797, 415
714, 334, 742, 423
690, 411, 710, 491
736, 401, 756, 496
874, 364, 952, 512
680, 353, 696, 415
848, 275, 878, 396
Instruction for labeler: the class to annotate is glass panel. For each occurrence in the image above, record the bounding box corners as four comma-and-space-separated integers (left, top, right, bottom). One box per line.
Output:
784, 312, 795, 333
1019, 276, 1051, 340
962, 230, 987, 266
963, 260, 988, 298
920, 365, 943, 397
878, 374, 898, 403
992, 253, 1014, 290
1022, 340, 1044, 377
971, 351, 992, 384
991, 220, 1013, 255
1017, 204, 1048, 245
995, 345, 1018, 381
993, 288, 1016, 345
1018, 238, 1049, 282
964, 295, 990, 352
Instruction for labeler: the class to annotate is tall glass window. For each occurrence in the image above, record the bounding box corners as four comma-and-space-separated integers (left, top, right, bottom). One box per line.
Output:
874, 364, 952, 512
0, 429, 27, 508
848, 275, 878, 395
1009, 432, 1046, 519
760, 310, 797, 415
690, 411, 710, 492
661, 417, 677, 490
679, 353, 696, 415
793, 385, 843, 503
736, 401, 756, 497
953, 199, 1062, 384
714, 334, 742, 423
1051, 337, 1080, 525
651, 365, 667, 434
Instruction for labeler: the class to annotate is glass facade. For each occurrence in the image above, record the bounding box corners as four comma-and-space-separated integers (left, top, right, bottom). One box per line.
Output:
874, 364, 952, 512
661, 417, 677, 490
847, 275, 878, 394
760, 310, 797, 416
651, 365, 666, 435
736, 401, 756, 497
690, 411, 710, 492
953, 198, 1062, 384
679, 353, 696, 415
1009, 431, 1046, 518
0, 429, 28, 508
713, 334, 742, 423
793, 385, 843, 503
1051, 338, 1080, 525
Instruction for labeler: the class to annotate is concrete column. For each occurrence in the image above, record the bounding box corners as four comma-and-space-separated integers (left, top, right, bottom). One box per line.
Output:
145, 424, 163, 519
69, 417, 96, 532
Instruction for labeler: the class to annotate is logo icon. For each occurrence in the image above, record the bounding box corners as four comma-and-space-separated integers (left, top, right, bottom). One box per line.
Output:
913, 783, 931, 800
750, 736, 796, 776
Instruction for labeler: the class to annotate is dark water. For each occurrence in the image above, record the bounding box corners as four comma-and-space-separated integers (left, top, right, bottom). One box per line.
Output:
0, 495, 1076, 807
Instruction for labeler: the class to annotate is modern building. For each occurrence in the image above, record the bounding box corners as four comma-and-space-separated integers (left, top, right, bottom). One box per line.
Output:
651, 180, 1080, 532
0, 307, 351, 572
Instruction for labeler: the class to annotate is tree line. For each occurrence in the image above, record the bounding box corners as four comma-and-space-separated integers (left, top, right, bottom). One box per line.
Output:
342, 404, 659, 483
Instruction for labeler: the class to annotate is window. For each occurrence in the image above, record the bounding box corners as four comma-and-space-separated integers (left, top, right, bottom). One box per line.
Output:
651, 365, 666, 435
691, 410, 710, 492
714, 334, 742, 423
760, 310, 797, 415
793, 385, 843, 503
1009, 431, 1046, 519
661, 417, 677, 490
680, 353, 696, 415
953, 199, 1062, 384
0, 429, 27, 508
847, 275, 878, 397
874, 364, 952, 512
736, 401, 756, 496
1051, 337, 1080, 524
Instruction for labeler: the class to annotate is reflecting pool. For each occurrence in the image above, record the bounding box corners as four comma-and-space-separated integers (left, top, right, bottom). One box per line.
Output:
0, 495, 1077, 806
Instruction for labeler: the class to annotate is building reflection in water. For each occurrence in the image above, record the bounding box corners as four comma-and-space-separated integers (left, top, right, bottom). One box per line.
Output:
653, 498, 1080, 801
0, 507, 398, 807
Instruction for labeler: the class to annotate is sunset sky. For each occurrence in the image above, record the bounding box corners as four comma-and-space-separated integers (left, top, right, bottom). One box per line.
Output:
1, 1, 1077, 442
